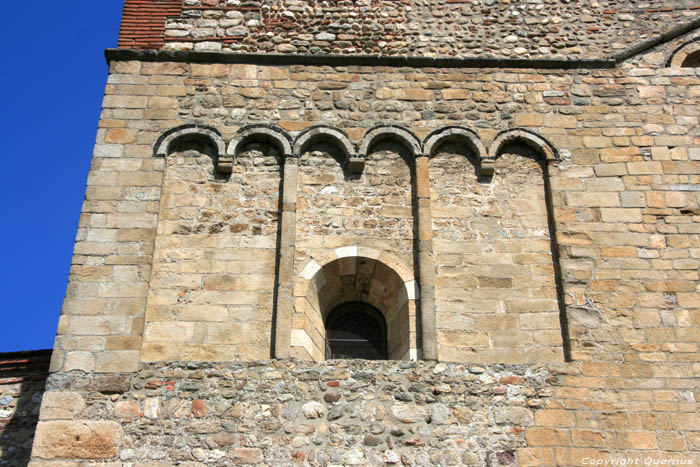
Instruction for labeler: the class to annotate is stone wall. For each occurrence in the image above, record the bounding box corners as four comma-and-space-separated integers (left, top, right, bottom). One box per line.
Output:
30, 360, 555, 465
141, 141, 280, 362
117, 0, 700, 60
35, 4, 700, 464
430, 143, 564, 363
0, 350, 51, 465
49, 26, 700, 373
29, 360, 700, 465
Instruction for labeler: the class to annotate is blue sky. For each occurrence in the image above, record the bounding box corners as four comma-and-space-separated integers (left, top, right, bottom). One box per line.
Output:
0, 2, 125, 351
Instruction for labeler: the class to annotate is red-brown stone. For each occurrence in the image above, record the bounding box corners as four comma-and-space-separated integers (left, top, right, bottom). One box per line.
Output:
191, 399, 208, 418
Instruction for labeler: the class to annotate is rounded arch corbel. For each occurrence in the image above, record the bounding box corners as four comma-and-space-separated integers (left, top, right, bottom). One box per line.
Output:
292, 125, 360, 173
487, 128, 559, 174
225, 124, 293, 173
666, 37, 700, 67
359, 124, 423, 163
423, 126, 487, 170
154, 124, 226, 167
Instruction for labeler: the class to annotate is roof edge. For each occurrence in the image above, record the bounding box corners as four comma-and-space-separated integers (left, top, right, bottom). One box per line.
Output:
614, 17, 700, 64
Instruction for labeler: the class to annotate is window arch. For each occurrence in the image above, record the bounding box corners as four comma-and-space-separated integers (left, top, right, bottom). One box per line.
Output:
292, 248, 418, 362
667, 38, 700, 67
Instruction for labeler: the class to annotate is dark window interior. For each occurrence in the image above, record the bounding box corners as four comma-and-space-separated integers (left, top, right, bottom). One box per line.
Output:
681, 50, 700, 68
325, 302, 387, 360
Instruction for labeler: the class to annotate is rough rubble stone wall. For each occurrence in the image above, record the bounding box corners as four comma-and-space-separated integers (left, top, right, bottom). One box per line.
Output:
429, 144, 564, 364
28, 360, 700, 465
296, 144, 414, 256
117, 0, 700, 60
31, 360, 555, 465
0, 350, 51, 466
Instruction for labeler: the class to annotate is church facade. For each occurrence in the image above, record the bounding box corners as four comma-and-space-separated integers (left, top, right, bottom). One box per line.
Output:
25, 1, 700, 465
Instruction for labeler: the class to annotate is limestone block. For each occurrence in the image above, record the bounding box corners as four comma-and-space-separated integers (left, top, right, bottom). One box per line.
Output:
190, 63, 231, 77
144, 322, 195, 342
95, 351, 140, 372
391, 403, 429, 423
231, 448, 263, 464
39, 391, 86, 420
182, 344, 236, 361
141, 62, 188, 75
32, 421, 120, 459
494, 406, 535, 426
141, 342, 180, 362
69, 316, 128, 336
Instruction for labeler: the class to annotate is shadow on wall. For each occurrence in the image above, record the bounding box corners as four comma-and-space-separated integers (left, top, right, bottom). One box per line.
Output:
0, 350, 51, 465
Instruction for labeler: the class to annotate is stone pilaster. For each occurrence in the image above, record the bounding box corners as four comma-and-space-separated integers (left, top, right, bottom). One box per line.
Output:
415, 156, 437, 361
274, 155, 299, 358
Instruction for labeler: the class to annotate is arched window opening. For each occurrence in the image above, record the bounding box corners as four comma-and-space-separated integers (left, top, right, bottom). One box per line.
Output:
325, 302, 387, 360
681, 50, 700, 67
291, 251, 417, 362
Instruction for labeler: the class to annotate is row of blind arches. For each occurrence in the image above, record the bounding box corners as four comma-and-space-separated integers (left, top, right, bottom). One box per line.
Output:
155, 123, 564, 361
154, 123, 560, 176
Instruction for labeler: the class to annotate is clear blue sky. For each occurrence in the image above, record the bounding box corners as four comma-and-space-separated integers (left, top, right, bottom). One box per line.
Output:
0, 2, 125, 352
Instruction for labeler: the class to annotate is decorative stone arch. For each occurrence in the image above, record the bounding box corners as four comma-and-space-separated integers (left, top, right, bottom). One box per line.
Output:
358, 124, 423, 161
292, 125, 361, 172
290, 246, 419, 362
226, 124, 293, 172
667, 37, 700, 67
423, 126, 485, 158
226, 125, 296, 360
487, 128, 558, 174
154, 124, 226, 165
423, 126, 486, 173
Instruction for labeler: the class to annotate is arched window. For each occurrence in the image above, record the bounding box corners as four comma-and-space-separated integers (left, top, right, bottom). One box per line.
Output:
291, 250, 418, 362
325, 302, 387, 360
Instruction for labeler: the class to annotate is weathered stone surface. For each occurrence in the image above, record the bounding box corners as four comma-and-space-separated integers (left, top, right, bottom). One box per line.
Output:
34, 3, 700, 465
32, 421, 120, 459
27, 361, 559, 464
119, 0, 700, 61
391, 403, 429, 424
39, 391, 86, 420
301, 401, 325, 419
114, 400, 141, 418
84, 375, 131, 394
231, 447, 263, 464
494, 406, 535, 426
